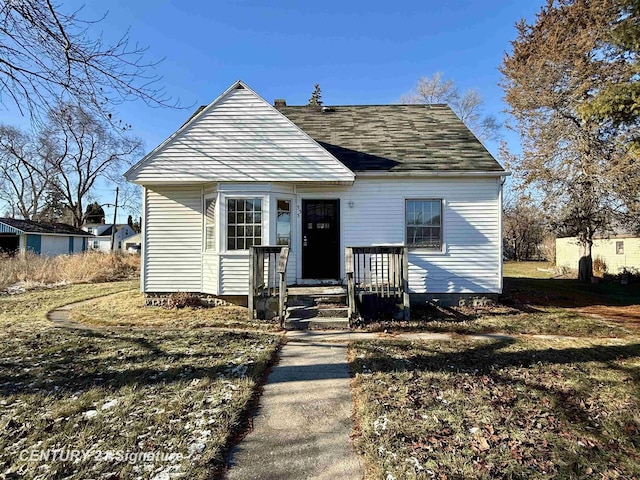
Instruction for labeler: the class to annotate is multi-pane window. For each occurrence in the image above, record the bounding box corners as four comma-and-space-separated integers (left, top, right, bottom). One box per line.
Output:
227, 198, 262, 250
406, 199, 442, 249
276, 199, 291, 246
204, 198, 216, 251
616, 241, 624, 255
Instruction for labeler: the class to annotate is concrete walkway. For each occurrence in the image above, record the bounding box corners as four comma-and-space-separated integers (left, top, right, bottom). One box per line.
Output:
225, 340, 363, 480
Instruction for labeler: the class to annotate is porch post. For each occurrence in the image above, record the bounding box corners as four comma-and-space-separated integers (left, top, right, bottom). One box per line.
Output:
402, 246, 410, 320
248, 246, 255, 319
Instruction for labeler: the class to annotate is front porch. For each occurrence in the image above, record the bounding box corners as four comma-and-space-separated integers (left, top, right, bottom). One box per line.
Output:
248, 245, 410, 328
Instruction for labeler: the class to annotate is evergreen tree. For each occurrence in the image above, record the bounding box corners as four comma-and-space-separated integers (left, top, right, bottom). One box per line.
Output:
85, 202, 105, 224
307, 84, 323, 106
37, 183, 67, 223
127, 215, 134, 229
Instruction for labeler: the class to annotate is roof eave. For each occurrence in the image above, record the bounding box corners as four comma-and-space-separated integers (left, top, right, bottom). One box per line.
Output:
354, 170, 511, 178
130, 177, 355, 186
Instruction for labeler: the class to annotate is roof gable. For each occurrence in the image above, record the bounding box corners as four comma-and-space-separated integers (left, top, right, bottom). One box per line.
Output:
125, 81, 355, 184
278, 105, 504, 172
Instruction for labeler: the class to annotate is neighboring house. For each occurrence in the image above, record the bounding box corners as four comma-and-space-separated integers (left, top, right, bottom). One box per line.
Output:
556, 235, 640, 273
0, 218, 92, 256
125, 80, 507, 305
122, 233, 142, 254
83, 223, 137, 252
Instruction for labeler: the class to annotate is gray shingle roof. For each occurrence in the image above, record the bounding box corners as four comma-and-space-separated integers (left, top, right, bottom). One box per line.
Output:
278, 104, 503, 172
0, 218, 91, 236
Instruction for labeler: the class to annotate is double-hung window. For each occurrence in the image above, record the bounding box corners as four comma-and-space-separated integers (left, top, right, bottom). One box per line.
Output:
227, 198, 262, 250
406, 199, 442, 250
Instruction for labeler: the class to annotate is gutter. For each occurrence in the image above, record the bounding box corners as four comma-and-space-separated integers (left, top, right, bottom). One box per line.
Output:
354, 170, 511, 178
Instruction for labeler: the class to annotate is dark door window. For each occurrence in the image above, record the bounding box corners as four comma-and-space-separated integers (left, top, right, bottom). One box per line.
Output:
302, 199, 340, 279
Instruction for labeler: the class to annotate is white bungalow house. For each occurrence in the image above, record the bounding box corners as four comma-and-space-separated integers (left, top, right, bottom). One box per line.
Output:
125, 81, 507, 316
83, 223, 137, 252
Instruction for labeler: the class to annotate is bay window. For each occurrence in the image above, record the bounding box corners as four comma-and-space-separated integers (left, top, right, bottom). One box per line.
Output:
227, 198, 262, 250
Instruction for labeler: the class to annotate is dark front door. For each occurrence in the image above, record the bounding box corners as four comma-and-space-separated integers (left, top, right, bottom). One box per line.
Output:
302, 199, 340, 279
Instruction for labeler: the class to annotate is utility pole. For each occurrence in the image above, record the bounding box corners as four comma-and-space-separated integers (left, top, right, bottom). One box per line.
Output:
110, 187, 119, 252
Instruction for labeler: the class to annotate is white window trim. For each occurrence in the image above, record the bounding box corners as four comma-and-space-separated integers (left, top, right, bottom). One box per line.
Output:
404, 197, 446, 254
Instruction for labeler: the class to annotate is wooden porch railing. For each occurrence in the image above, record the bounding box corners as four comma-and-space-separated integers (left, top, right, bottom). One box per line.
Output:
345, 246, 410, 322
248, 246, 290, 326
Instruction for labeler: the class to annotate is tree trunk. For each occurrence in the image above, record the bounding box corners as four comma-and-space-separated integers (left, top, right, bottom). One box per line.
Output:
578, 240, 593, 282
71, 205, 83, 228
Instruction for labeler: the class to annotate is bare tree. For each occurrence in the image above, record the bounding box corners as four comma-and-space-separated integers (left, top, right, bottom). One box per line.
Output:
0, 125, 49, 219
401, 72, 500, 143
503, 194, 546, 261
500, 0, 636, 281
38, 102, 142, 227
0, 0, 179, 119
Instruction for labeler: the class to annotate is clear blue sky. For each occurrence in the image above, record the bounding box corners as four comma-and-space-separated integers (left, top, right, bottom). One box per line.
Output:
4, 0, 543, 221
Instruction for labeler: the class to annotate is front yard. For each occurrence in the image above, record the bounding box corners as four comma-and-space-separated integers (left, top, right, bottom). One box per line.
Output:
67, 290, 282, 332
2, 262, 640, 479
351, 262, 640, 479
351, 337, 640, 479
0, 283, 281, 479
365, 261, 640, 338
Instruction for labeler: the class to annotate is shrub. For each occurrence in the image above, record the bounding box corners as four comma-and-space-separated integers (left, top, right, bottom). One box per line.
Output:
0, 251, 140, 291
164, 292, 202, 309
593, 256, 607, 277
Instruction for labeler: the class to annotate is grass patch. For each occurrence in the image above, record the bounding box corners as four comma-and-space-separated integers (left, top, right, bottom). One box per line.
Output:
503, 261, 556, 279
0, 280, 138, 329
351, 338, 640, 479
0, 252, 140, 291
0, 283, 281, 478
503, 262, 640, 308
364, 261, 640, 337
365, 304, 634, 338
67, 290, 282, 332
406, 305, 634, 338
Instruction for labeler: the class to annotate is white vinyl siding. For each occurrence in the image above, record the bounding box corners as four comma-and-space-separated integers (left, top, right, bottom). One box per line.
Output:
219, 255, 250, 295
144, 185, 203, 292
202, 252, 218, 294
218, 252, 296, 295
139, 177, 501, 296
127, 86, 354, 184
298, 177, 502, 294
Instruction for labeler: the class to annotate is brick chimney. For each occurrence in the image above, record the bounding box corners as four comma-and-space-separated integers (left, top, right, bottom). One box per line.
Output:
274, 99, 287, 109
